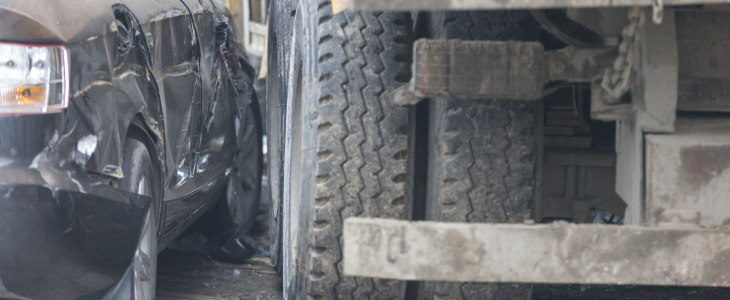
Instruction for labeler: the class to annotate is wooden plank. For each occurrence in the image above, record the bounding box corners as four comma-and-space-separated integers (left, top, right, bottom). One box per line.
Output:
343, 218, 730, 286
348, 0, 730, 11
332, 0, 349, 14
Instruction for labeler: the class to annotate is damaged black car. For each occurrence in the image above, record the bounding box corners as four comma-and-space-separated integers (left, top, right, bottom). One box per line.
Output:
0, 0, 263, 299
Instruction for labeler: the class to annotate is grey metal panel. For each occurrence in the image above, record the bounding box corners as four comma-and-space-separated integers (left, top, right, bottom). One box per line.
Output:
637, 9, 678, 132
615, 9, 678, 226
676, 11, 730, 112
645, 118, 730, 228
343, 218, 730, 286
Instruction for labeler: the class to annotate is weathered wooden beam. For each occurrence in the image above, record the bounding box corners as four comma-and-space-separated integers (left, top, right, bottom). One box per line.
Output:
343, 218, 730, 286
404, 39, 610, 102
347, 0, 730, 11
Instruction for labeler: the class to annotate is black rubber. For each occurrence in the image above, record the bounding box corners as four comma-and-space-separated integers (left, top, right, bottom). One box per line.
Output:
198, 95, 264, 263
419, 11, 539, 300
268, 0, 296, 276
80, 135, 158, 266
119, 136, 159, 300
300, 3, 415, 300
119, 138, 155, 197
227, 91, 264, 235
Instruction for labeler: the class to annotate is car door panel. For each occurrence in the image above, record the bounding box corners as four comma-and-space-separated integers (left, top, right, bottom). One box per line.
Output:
122, 0, 203, 195
180, 0, 238, 180
170, 0, 244, 234
124, 0, 246, 238
122, 0, 207, 237
148, 9, 202, 197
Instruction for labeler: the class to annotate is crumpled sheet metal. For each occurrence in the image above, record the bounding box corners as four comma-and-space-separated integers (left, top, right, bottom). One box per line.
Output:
0, 0, 257, 270
0, 0, 168, 191
0, 0, 255, 299
0, 4, 164, 181
0, 0, 251, 198
123, 0, 253, 202
0, 0, 259, 266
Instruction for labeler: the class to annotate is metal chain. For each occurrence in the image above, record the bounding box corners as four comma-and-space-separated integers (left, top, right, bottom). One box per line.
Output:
653, 0, 664, 24
601, 7, 645, 102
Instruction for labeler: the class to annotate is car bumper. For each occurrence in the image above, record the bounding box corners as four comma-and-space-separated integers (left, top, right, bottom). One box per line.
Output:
0, 184, 151, 300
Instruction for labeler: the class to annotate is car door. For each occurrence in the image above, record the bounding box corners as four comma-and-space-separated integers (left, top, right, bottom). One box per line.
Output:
178, 0, 238, 179
120, 0, 203, 235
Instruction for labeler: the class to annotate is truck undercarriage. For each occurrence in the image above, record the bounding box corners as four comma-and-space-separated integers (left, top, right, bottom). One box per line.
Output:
265, 0, 730, 299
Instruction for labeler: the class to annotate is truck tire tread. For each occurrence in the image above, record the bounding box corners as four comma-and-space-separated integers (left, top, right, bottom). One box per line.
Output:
420, 10, 538, 300
308, 3, 414, 299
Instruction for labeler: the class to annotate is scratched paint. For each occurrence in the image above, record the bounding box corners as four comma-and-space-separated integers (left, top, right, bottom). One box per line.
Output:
0, 0, 260, 298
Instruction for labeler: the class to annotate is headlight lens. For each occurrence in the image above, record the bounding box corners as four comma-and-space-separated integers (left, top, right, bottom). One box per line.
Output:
0, 42, 69, 114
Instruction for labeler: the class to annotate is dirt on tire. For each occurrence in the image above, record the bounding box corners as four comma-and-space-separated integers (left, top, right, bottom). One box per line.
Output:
418, 11, 540, 300
297, 4, 416, 300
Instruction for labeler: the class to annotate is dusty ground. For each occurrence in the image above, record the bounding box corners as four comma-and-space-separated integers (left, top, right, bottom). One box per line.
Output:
156, 251, 282, 300
155, 173, 282, 300
153, 171, 730, 300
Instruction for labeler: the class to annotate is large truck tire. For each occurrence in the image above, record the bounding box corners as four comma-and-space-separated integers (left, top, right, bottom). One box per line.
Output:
278, 1, 415, 299
419, 11, 540, 300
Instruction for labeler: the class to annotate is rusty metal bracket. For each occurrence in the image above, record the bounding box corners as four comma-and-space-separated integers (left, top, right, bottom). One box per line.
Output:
394, 39, 613, 105
343, 217, 730, 286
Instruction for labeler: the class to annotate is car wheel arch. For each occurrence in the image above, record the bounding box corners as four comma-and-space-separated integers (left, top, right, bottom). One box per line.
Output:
124, 114, 164, 197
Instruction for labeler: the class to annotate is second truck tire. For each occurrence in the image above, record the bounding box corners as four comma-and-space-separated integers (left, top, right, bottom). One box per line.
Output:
281, 2, 415, 299
419, 11, 541, 300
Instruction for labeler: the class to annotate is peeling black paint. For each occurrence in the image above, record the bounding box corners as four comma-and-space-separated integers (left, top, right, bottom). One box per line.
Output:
0, 0, 259, 299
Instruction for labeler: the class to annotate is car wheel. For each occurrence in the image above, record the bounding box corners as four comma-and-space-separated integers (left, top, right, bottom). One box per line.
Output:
227, 95, 264, 235
278, 3, 416, 299
197, 94, 264, 263
119, 136, 159, 300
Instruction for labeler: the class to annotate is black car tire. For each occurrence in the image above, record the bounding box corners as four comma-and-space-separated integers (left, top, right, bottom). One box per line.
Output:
119, 136, 159, 300
278, 2, 415, 299
197, 95, 264, 263
267, 0, 298, 277
418, 11, 540, 300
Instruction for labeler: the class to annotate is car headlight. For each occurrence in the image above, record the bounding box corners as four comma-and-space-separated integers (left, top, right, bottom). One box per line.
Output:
0, 42, 69, 114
